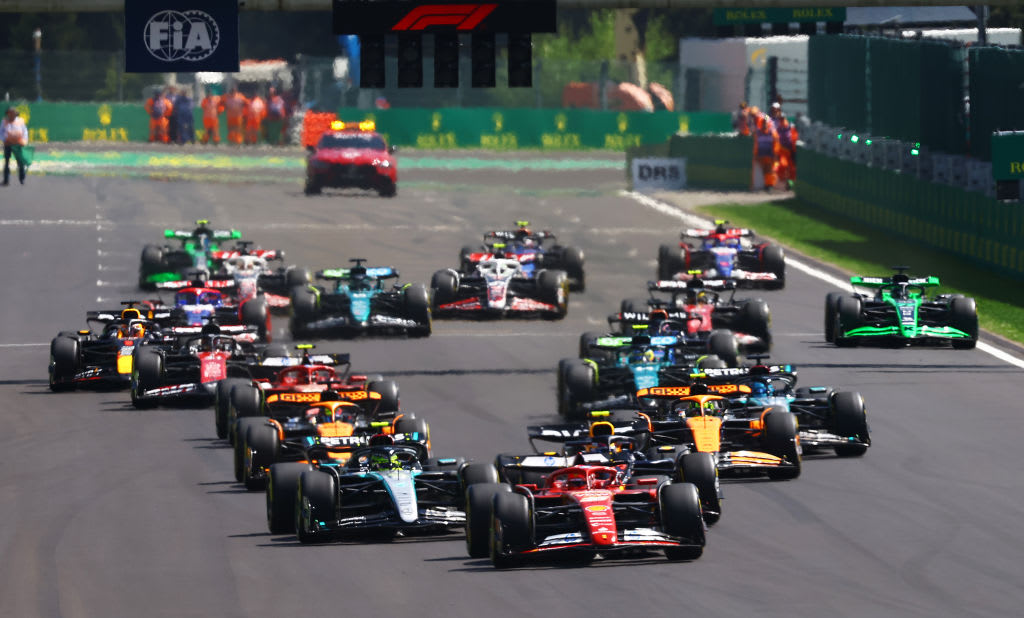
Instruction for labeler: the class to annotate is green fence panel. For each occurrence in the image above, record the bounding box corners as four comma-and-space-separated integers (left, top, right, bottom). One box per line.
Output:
341, 107, 730, 151
796, 146, 1024, 279
667, 134, 750, 190
969, 47, 1024, 161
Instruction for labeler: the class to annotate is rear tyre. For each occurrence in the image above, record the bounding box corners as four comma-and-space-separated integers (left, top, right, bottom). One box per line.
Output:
831, 391, 869, 457
234, 417, 265, 483
561, 360, 596, 418
267, 462, 312, 534
394, 416, 430, 453
466, 482, 509, 558
228, 384, 264, 446
368, 379, 400, 413
950, 296, 978, 349
740, 298, 772, 349
835, 297, 862, 347
661, 483, 705, 560
215, 378, 249, 439
537, 270, 569, 319
244, 421, 280, 490
707, 330, 741, 367
824, 292, 843, 343
430, 270, 459, 307
296, 470, 336, 544
578, 331, 606, 358
561, 246, 586, 292
240, 296, 270, 342
289, 286, 318, 338
764, 411, 801, 479
677, 453, 721, 525
491, 491, 532, 568
657, 244, 685, 281
403, 283, 432, 337
284, 266, 312, 289
49, 336, 79, 392
760, 244, 786, 288
131, 348, 163, 409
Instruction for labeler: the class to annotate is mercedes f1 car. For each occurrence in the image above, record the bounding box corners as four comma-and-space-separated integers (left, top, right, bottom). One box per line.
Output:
466, 464, 706, 567
825, 267, 978, 348
430, 260, 569, 320
658, 221, 785, 288
267, 440, 500, 543
457, 221, 586, 291
289, 259, 431, 338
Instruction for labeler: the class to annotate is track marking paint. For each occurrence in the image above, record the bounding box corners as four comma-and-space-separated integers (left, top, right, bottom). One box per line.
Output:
621, 190, 1024, 370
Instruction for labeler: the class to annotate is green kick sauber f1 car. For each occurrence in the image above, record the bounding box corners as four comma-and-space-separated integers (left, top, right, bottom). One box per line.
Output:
138, 220, 243, 289
824, 267, 978, 349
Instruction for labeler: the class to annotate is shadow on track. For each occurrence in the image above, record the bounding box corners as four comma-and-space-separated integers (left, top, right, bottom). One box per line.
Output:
384, 367, 554, 377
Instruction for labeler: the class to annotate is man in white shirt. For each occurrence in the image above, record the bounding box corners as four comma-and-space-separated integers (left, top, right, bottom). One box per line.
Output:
1, 107, 29, 185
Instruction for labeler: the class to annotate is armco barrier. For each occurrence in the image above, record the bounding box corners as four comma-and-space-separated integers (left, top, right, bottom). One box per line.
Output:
797, 147, 1024, 279
9, 101, 729, 151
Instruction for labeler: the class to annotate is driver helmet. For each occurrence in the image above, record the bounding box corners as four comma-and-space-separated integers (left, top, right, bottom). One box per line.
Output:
129, 322, 146, 339
370, 450, 401, 470
749, 380, 774, 397
892, 282, 909, 299
566, 475, 588, 489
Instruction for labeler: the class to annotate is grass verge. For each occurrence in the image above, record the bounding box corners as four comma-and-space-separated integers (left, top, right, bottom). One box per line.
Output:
696, 197, 1024, 345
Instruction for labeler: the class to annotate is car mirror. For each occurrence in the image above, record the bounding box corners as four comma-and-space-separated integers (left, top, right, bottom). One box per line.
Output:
387, 145, 397, 155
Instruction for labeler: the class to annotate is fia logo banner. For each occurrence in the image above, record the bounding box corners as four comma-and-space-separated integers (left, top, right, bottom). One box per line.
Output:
125, 0, 239, 73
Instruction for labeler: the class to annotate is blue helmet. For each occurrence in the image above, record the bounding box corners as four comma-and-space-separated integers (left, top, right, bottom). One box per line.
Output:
749, 380, 773, 397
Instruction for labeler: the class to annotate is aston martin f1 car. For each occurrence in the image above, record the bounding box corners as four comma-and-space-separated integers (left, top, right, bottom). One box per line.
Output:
825, 267, 978, 348
657, 221, 785, 288
557, 334, 729, 417
457, 221, 586, 291
430, 261, 569, 320
466, 465, 705, 566
289, 259, 431, 338
267, 441, 500, 543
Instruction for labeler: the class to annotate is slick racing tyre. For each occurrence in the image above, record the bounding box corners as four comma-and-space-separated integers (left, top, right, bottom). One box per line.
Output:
243, 421, 281, 490
394, 415, 430, 453
215, 378, 249, 440
561, 246, 586, 292
296, 469, 336, 544
764, 411, 801, 480
289, 286, 318, 337
537, 270, 569, 320
228, 384, 264, 445
131, 348, 163, 409
240, 296, 270, 342
739, 299, 772, 347
660, 483, 705, 561
834, 296, 862, 347
760, 244, 786, 288
950, 296, 978, 349
368, 379, 400, 413
560, 360, 596, 418
658, 244, 686, 281
824, 292, 844, 343
430, 270, 459, 307
266, 462, 312, 535
707, 330, 741, 367
466, 482, 509, 558
831, 391, 869, 457
460, 463, 500, 492
234, 417, 266, 483
403, 283, 432, 337
49, 335, 79, 392
677, 453, 721, 525
458, 246, 476, 274
491, 491, 532, 568
284, 266, 312, 289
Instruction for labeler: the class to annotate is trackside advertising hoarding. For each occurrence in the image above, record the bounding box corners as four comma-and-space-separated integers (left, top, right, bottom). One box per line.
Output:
124, 0, 239, 72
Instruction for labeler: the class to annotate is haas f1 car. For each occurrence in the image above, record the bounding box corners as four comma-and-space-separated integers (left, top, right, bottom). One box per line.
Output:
431, 259, 569, 320
289, 259, 431, 338
825, 268, 977, 348
458, 221, 585, 291
658, 221, 785, 288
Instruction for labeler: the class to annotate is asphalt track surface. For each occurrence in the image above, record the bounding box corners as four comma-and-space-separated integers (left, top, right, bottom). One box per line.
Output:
2, 160, 1023, 618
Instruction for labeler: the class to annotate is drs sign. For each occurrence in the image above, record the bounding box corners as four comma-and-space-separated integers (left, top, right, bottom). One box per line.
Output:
632, 158, 687, 192
125, 0, 239, 72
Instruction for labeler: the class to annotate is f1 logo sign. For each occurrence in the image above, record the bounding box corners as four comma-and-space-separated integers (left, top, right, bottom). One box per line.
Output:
391, 3, 498, 31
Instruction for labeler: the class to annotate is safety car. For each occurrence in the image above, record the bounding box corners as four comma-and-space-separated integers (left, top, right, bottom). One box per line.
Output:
304, 120, 397, 197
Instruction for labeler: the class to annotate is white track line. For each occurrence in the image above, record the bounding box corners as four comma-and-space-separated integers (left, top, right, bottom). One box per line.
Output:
621, 190, 1024, 370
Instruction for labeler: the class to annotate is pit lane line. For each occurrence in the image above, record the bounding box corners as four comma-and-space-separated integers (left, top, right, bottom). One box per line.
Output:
621, 190, 1024, 371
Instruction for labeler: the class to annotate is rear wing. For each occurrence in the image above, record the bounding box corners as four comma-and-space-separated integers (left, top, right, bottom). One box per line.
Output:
636, 384, 752, 400
590, 334, 681, 349
318, 267, 399, 280
86, 307, 173, 324
153, 278, 236, 290
850, 275, 940, 287
691, 364, 796, 382
648, 279, 733, 292
683, 227, 753, 239
609, 310, 691, 328
210, 248, 282, 261
164, 228, 241, 240
259, 352, 351, 367
265, 389, 380, 405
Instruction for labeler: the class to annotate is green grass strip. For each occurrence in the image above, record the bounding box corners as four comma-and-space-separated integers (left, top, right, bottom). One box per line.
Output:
697, 198, 1024, 345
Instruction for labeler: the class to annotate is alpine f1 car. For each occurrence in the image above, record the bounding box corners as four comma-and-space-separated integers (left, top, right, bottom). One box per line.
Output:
466, 464, 706, 566
289, 259, 431, 338
825, 267, 978, 348
458, 221, 586, 291
430, 260, 569, 320
304, 120, 397, 197
139, 219, 254, 289
694, 361, 870, 457
658, 221, 785, 288
235, 398, 431, 491
267, 440, 500, 543
557, 334, 729, 417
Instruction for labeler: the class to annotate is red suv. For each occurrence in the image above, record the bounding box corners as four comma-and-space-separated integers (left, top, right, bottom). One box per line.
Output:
304, 121, 397, 197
